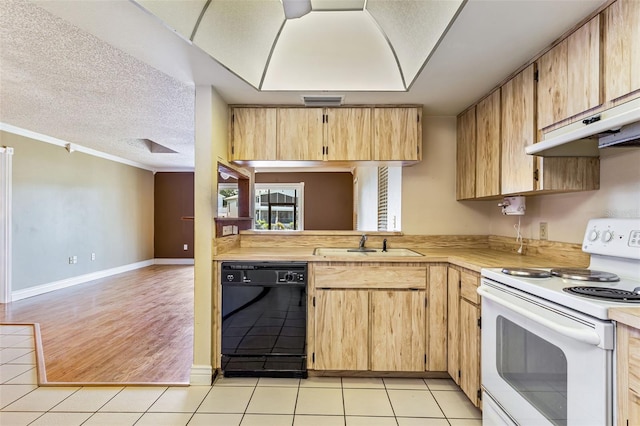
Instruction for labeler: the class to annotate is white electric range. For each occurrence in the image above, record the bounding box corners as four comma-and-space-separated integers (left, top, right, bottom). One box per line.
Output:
479, 218, 640, 426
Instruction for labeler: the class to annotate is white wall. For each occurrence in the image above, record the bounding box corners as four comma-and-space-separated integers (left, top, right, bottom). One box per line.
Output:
354, 166, 378, 231
402, 115, 494, 235
387, 167, 402, 231
489, 148, 640, 243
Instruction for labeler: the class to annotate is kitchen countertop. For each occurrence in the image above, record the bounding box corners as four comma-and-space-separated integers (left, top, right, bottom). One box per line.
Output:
609, 307, 640, 330
213, 247, 585, 273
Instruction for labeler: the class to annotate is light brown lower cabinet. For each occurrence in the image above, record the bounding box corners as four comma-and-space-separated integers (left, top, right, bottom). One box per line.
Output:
447, 266, 482, 408
616, 323, 640, 426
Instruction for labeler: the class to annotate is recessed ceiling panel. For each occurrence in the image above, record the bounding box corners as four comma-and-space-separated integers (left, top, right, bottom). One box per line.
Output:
262, 11, 403, 91
311, 0, 365, 10
366, 0, 464, 88
135, 0, 207, 40
193, 0, 285, 88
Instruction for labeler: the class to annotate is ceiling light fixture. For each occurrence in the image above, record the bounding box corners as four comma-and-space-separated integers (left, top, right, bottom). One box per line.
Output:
281, 0, 312, 19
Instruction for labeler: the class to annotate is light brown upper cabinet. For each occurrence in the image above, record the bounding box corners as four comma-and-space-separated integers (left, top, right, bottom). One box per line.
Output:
276, 108, 324, 161
372, 107, 422, 161
325, 108, 372, 161
456, 107, 476, 200
475, 90, 501, 198
537, 15, 601, 130
230, 108, 277, 161
603, 0, 640, 103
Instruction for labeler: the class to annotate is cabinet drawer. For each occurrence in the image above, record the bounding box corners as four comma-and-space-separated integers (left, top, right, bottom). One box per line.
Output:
314, 266, 426, 289
460, 271, 480, 304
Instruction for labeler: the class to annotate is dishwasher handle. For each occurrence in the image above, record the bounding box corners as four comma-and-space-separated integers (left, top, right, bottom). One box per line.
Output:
477, 285, 601, 347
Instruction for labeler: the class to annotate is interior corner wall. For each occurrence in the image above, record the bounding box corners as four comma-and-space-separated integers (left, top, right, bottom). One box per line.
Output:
154, 172, 194, 258
6, 130, 154, 291
255, 172, 354, 230
402, 115, 493, 235
489, 148, 640, 244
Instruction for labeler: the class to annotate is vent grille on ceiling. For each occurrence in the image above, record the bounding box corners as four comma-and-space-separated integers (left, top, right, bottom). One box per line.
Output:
302, 96, 344, 107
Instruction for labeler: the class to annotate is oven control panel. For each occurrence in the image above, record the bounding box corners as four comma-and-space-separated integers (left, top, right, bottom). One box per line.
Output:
583, 218, 640, 259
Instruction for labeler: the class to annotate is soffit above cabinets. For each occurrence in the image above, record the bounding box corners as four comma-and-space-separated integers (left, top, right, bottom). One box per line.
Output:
134, 0, 464, 91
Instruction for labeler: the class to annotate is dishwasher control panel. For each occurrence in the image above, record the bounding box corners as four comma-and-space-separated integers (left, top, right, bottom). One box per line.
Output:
221, 262, 307, 285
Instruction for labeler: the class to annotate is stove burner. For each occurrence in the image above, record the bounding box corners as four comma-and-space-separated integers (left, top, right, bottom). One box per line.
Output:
501, 268, 551, 278
563, 286, 640, 302
551, 268, 620, 282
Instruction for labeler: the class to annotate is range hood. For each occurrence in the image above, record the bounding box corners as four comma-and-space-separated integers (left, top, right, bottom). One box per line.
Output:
526, 98, 640, 156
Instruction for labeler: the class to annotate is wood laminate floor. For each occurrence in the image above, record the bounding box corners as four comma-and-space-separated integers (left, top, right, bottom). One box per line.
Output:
0, 265, 194, 384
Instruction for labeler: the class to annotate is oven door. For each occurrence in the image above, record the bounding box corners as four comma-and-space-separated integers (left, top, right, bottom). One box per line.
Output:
479, 280, 614, 426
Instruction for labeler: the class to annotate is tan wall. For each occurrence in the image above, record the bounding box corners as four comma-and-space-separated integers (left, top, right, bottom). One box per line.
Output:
255, 172, 354, 230
489, 148, 640, 243
154, 172, 194, 258
402, 115, 494, 235
5, 130, 154, 291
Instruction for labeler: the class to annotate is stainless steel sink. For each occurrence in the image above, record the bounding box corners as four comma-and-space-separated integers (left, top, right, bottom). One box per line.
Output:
313, 248, 423, 257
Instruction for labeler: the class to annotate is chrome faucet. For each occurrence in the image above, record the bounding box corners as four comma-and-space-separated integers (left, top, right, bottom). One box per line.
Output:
359, 234, 367, 249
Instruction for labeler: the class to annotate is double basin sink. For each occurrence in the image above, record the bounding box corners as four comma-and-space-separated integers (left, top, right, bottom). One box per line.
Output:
313, 247, 423, 257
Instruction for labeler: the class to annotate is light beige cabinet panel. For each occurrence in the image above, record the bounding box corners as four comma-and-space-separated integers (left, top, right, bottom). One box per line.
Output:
501, 64, 537, 194
373, 107, 421, 161
537, 16, 601, 130
230, 108, 277, 161
427, 265, 448, 371
456, 107, 476, 200
370, 290, 426, 372
475, 90, 501, 198
277, 108, 324, 160
447, 267, 461, 384
616, 323, 640, 426
603, 0, 640, 102
326, 108, 372, 161
314, 289, 369, 370
460, 298, 481, 407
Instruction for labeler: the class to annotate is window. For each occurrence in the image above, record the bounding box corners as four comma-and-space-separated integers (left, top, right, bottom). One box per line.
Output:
254, 183, 304, 230
218, 183, 238, 218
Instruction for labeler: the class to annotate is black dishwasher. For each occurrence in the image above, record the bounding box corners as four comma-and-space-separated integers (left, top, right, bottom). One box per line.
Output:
221, 261, 307, 378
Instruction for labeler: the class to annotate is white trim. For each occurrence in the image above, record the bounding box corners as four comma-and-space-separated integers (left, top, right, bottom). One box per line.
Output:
11, 259, 154, 301
189, 364, 213, 385
0, 147, 13, 303
154, 258, 195, 265
0, 123, 157, 172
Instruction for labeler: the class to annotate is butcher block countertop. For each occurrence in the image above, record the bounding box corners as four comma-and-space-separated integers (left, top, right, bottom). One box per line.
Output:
610, 307, 640, 330
213, 247, 584, 273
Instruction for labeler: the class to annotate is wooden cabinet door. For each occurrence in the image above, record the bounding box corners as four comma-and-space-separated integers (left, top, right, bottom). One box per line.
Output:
370, 290, 425, 371
475, 90, 501, 198
427, 265, 448, 371
617, 324, 640, 426
372, 107, 421, 161
603, 0, 640, 102
326, 108, 372, 160
447, 267, 460, 384
277, 108, 324, 160
460, 298, 481, 407
501, 65, 537, 194
315, 289, 369, 370
537, 16, 601, 130
231, 108, 277, 161
456, 107, 476, 200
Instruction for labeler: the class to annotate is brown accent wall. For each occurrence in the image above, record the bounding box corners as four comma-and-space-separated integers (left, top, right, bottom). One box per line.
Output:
154, 172, 194, 258
255, 172, 353, 230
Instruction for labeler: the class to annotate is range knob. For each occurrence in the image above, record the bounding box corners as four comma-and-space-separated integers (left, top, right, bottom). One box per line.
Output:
588, 229, 599, 242
602, 230, 614, 242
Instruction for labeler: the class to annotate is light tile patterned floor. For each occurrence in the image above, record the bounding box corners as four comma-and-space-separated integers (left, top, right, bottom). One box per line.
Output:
0, 325, 481, 426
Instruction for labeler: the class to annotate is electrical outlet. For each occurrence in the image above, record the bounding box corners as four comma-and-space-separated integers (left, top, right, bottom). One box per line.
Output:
183, 244, 188, 251
540, 222, 548, 240
73, 256, 78, 264
91, 252, 96, 261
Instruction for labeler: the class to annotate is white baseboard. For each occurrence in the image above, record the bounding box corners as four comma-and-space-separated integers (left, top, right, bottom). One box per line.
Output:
154, 258, 195, 265
190, 364, 213, 385
11, 259, 154, 301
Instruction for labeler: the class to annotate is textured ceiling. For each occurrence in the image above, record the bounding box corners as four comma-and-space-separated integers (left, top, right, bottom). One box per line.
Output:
0, 0, 195, 170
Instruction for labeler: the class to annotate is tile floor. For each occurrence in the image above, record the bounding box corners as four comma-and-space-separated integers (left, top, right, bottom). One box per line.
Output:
1, 325, 481, 426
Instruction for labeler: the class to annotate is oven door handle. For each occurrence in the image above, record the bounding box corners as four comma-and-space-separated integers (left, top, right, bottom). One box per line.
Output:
477, 286, 601, 346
